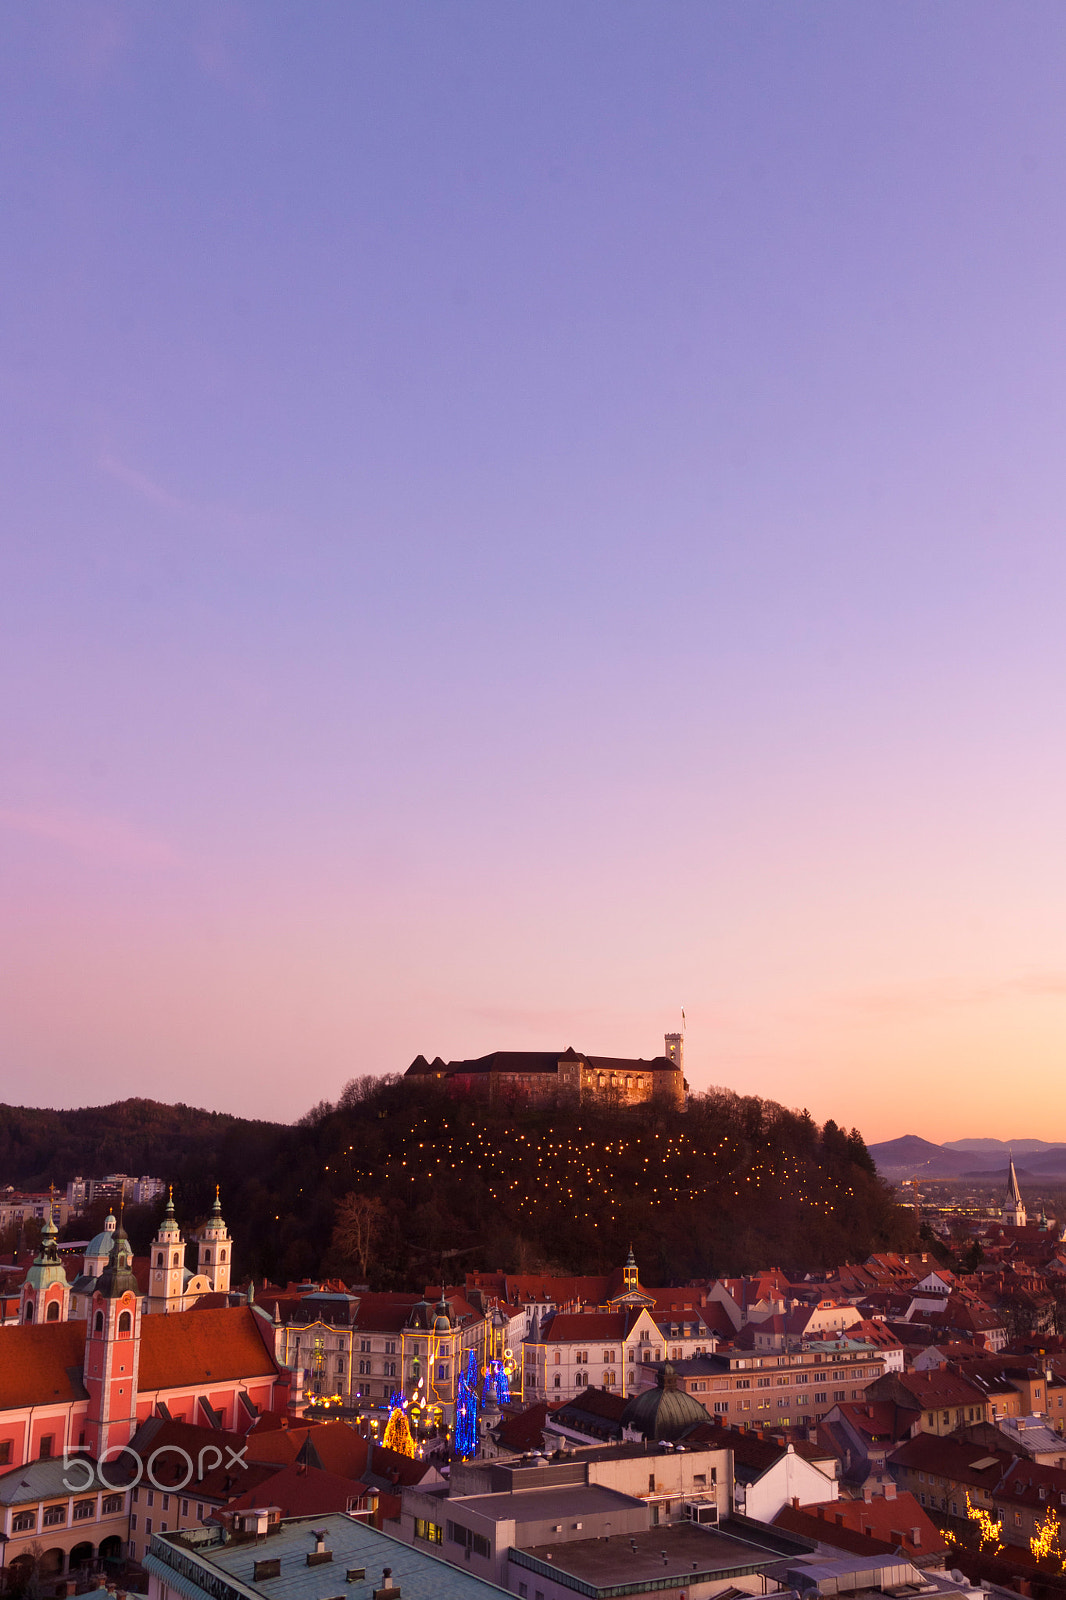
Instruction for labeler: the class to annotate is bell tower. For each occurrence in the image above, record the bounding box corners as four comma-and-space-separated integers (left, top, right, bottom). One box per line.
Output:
82, 1221, 142, 1458
148, 1188, 186, 1313
20, 1202, 70, 1325
197, 1187, 232, 1293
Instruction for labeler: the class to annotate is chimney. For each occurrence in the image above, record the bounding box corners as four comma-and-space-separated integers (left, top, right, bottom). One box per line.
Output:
863, 1485, 873, 1503
792, 1497, 800, 1509
911, 1527, 921, 1546
884, 1481, 897, 1500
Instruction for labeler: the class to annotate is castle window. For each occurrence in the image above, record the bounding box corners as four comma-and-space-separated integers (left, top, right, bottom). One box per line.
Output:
23, 1303, 33, 1323
220, 1250, 226, 1262
118, 1311, 132, 1334
172, 1253, 179, 1267
156, 1253, 163, 1267
46, 1302, 59, 1322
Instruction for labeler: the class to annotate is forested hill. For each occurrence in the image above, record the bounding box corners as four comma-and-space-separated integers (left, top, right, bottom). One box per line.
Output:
0, 1083, 913, 1284
258, 1079, 913, 1284
0, 1098, 281, 1209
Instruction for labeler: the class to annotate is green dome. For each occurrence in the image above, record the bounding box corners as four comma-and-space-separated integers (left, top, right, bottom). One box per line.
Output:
85, 1213, 118, 1261
620, 1364, 711, 1441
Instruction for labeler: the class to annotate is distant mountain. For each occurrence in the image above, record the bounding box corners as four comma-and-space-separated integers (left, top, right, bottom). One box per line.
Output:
944, 1138, 1066, 1154
869, 1134, 1066, 1183
867, 1136, 982, 1179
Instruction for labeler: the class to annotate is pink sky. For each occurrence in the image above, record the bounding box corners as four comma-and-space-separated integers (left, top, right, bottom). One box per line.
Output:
3, 5, 1066, 1140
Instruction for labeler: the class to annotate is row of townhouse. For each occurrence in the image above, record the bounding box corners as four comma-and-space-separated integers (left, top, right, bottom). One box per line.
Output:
864, 1359, 1066, 1441
268, 1287, 523, 1426
888, 1430, 1066, 1551
522, 1303, 718, 1401
629, 1340, 889, 1431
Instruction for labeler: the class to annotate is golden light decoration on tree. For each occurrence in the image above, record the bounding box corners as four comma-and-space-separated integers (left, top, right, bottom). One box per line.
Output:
964, 1492, 1004, 1555
1030, 1505, 1066, 1571
382, 1402, 416, 1458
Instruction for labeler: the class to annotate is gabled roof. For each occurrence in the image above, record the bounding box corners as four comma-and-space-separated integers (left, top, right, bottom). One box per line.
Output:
774, 1492, 947, 1561
223, 1461, 368, 1517
541, 1310, 645, 1342
888, 1432, 1012, 1490
494, 1402, 549, 1453
139, 1306, 282, 1390
0, 1320, 88, 1407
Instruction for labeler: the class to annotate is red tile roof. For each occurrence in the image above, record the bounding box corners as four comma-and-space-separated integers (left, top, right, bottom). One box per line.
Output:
541, 1311, 638, 1341
223, 1461, 367, 1517
138, 1307, 281, 1390
0, 1321, 88, 1407
774, 1492, 947, 1561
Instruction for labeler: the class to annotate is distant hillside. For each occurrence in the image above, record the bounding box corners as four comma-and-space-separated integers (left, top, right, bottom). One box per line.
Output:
867, 1136, 978, 1179
254, 1078, 914, 1285
0, 1098, 282, 1220
944, 1138, 1066, 1155
870, 1133, 1066, 1182
0, 1084, 914, 1286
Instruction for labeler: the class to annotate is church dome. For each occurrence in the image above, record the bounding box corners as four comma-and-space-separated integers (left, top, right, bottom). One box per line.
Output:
85, 1213, 118, 1260
620, 1364, 711, 1441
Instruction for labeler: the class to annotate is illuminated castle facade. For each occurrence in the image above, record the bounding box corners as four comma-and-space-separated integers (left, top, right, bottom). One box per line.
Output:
406, 1035, 686, 1107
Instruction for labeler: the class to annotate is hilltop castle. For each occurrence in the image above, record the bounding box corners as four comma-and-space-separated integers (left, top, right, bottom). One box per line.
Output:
405, 1033, 686, 1108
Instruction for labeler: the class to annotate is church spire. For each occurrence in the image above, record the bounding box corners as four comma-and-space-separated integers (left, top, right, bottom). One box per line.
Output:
1003, 1152, 1027, 1228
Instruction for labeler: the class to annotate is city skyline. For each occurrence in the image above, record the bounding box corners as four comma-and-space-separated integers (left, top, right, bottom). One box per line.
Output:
4, 5, 1066, 1140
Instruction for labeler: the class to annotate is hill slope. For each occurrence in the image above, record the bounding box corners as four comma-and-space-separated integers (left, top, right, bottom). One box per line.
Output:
0, 1085, 913, 1284
259, 1078, 913, 1284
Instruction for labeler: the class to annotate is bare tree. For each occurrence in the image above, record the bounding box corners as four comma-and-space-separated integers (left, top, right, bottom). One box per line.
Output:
332, 1193, 385, 1283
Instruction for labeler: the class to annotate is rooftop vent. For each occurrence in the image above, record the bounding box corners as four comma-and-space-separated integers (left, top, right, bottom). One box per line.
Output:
306, 1530, 332, 1567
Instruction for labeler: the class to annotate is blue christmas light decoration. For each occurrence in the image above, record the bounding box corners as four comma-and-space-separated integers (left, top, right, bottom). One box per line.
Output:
454, 1349, 479, 1458
481, 1358, 511, 1407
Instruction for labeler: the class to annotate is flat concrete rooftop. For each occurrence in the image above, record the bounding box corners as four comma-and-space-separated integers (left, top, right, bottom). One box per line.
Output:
450, 1483, 644, 1522
514, 1521, 783, 1592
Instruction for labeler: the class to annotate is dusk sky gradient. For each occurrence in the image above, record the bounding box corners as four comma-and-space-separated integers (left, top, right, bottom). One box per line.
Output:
4, 4, 1066, 1139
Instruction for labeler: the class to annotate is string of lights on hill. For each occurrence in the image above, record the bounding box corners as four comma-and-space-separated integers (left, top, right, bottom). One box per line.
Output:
267, 1079, 911, 1285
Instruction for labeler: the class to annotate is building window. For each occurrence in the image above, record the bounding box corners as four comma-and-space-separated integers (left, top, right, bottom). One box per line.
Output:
148, 1491, 155, 1508
196, 1504, 204, 1520
131, 1515, 138, 1531
181, 1499, 189, 1516
43, 1505, 66, 1527
39, 1436, 54, 1460
103, 1495, 124, 1515
12, 1512, 35, 1533
146, 1518, 153, 1535
414, 1518, 442, 1544
553, 1376, 561, 1388
74, 1499, 96, 1521
0, 1443, 10, 1466
119, 1310, 132, 1334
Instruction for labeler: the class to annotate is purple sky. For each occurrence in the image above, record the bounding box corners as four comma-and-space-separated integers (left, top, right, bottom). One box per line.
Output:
4, 4, 1066, 1139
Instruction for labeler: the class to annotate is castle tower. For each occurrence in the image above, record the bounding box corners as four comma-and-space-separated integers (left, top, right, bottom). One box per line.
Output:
148, 1188, 187, 1313
197, 1187, 232, 1293
623, 1245, 639, 1294
1002, 1154, 1027, 1228
20, 1206, 70, 1325
664, 1032, 683, 1072
82, 1221, 142, 1458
